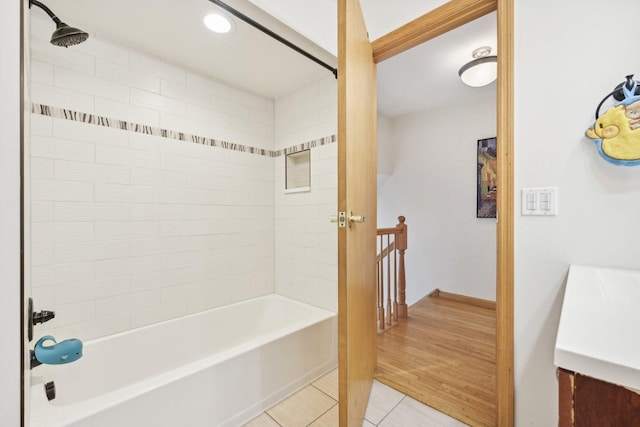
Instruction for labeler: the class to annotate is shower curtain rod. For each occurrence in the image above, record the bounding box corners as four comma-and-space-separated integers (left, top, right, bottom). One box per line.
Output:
207, 0, 337, 79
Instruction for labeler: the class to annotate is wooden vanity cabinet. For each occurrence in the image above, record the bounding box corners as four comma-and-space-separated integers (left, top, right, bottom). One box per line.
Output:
558, 368, 640, 426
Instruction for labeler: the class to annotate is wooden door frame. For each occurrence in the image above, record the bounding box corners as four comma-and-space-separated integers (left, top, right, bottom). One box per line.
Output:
369, 0, 514, 425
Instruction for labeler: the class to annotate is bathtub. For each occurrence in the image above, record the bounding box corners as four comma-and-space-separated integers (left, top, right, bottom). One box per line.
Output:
29, 294, 337, 427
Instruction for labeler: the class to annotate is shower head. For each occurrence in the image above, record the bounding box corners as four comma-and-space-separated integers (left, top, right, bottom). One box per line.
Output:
30, 0, 89, 48
50, 22, 89, 47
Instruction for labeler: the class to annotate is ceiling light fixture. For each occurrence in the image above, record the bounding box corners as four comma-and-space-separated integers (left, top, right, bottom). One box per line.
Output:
203, 13, 233, 34
458, 46, 497, 87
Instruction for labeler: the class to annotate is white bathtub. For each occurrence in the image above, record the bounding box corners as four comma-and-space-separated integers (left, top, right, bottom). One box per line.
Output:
30, 294, 337, 427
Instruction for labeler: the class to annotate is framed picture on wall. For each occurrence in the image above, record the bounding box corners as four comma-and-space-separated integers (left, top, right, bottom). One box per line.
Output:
477, 137, 497, 218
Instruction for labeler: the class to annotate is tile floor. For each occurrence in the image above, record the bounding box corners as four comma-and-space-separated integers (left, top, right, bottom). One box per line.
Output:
243, 369, 468, 426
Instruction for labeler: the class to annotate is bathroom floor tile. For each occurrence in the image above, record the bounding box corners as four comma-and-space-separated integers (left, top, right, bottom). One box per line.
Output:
243, 412, 281, 427
364, 380, 405, 425
312, 368, 338, 400
267, 385, 337, 427
308, 403, 338, 427
362, 420, 376, 427
379, 396, 469, 427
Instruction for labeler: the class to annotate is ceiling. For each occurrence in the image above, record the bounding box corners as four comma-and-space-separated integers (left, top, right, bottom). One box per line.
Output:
34, 0, 496, 116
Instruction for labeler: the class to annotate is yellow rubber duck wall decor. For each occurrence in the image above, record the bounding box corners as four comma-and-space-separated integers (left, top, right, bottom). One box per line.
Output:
586, 75, 640, 166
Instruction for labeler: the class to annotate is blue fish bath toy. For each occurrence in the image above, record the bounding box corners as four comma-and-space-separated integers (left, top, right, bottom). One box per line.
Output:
34, 335, 83, 365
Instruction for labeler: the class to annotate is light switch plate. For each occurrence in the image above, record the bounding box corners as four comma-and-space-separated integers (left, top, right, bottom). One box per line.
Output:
521, 187, 558, 216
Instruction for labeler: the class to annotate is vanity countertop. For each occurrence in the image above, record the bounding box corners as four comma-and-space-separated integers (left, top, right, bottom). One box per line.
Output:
555, 264, 640, 390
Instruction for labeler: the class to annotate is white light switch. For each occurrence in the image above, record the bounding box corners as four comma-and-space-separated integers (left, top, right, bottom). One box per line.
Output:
521, 187, 558, 216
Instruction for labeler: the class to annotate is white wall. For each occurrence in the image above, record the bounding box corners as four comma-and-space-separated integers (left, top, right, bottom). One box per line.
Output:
378, 114, 394, 176
274, 76, 338, 311
0, 0, 22, 424
378, 92, 497, 303
30, 15, 276, 341
514, 0, 640, 425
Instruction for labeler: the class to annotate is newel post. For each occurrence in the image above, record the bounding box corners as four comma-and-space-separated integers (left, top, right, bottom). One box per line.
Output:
396, 216, 408, 319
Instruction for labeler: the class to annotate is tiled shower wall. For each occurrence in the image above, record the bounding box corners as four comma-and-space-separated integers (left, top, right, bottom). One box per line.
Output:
30, 16, 276, 340
274, 77, 338, 312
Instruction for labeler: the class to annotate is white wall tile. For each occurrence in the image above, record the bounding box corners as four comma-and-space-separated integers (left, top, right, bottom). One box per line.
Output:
130, 301, 188, 328
54, 240, 130, 263
31, 82, 95, 113
31, 261, 95, 288
96, 59, 160, 93
53, 118, 129, 147
31, 222, 94, 244
95, 255, 161, 280
96, 145, 161, 169
31, 201, 54, 223
76, 36, 129, 67
130, 167, 186, 187
130, 204, 186, 221
159, 112, 210, 137
55, 277, 130, 306
31, 114, 53, 137
131, 88, 186, 115
230, 89, 270, 111
95, 97, 159, 127
31, 244, 54, 266
54, 66, 130, 103
161, 79, 209, 107
31, 158, 54, 179
51, 301, 96, 327
94, 222, 159, 241
129, 52, 186, 84
54, 202, 129, 222
31, 60, 53, 84
96, 290, 161, 318
31, 179, 94, 202
186, 72, 230, 98
31, 135, 95, 162
55, 160, 130, 184
95, 183, 159, 203
160, 187, 212, 205
186, 104, 230, 127
160, 220, 211, 237
130, 268, 189, 292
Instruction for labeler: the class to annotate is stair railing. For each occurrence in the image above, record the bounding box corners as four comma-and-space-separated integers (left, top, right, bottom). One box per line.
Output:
376, 216, 408, 332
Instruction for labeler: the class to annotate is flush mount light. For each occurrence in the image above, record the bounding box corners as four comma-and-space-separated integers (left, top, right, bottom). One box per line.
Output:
458, 46, 497, 87
203, 13, 233, 34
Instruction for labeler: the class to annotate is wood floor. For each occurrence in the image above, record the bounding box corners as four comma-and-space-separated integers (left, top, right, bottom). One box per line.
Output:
375, 293, 496, 427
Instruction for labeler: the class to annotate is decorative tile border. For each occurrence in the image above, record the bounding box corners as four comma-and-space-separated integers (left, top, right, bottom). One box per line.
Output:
31, 103, 336, 158
273, 134, 337, 157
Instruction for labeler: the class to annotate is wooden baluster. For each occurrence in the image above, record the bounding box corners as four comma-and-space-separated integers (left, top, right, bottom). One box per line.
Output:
386, 234, 392, 326
378, 234, 385, 330
396, 216, 408, 319
393, 234, 398, 323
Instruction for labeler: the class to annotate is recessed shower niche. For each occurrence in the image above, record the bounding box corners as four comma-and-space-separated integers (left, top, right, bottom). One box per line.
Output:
285, 149, 311, 193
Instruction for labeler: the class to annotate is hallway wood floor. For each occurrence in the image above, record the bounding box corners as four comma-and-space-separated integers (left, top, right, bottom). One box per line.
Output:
375, 293, 496, 427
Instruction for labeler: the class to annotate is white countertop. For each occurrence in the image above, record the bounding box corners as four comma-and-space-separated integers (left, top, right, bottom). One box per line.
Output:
555, 264, 640, 390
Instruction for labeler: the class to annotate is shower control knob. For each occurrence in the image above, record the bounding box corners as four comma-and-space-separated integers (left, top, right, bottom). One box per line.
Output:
44, 381, 56, 401
33, 310, 55, 325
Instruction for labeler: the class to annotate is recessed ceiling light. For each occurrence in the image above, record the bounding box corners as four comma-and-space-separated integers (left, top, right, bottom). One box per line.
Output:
203, 13, 233, 34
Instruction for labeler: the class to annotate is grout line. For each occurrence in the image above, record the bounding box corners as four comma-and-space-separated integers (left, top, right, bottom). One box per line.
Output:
265, 412, 283, 426
310, 383, 338, 402
373, 395, 407, 426
305, 402, 338, 427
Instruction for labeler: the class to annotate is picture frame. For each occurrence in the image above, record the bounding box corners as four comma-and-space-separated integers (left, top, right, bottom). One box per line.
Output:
477, 137, 497, 218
